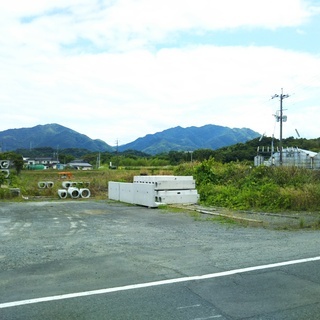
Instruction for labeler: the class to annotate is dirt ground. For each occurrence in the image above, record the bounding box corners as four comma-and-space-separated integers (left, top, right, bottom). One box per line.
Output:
171, 204, 320, 230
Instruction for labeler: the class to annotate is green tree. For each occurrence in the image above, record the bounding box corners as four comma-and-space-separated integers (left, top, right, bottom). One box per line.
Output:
1, 152, 24, 175
168, 151, 185, 165
58, 153, 75, 164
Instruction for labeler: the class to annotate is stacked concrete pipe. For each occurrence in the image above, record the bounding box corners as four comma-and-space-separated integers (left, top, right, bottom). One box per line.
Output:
58, 181, 91, 199
79, 188, 91, 198
0, 160, 10, 169
62, 181, 72, 189
58, 189, 68, 199
38, 181, 54, 189
1, 169, 10, 179
67, 187, 80, 199
0, 160, 10, 179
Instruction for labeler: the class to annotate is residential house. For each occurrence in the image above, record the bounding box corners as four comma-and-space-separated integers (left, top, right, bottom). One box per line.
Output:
66, 160, 93, 170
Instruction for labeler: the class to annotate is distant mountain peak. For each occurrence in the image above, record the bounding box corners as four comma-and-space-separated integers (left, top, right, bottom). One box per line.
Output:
0, 123, 114, 152
118, 124, 260, 155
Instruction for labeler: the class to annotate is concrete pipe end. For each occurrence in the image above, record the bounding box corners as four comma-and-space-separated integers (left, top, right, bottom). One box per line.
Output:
80, 188, 91, 198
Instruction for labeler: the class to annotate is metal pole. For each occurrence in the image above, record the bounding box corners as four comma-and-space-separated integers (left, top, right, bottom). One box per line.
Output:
279, 88, 283, 165
272, 88, 289, 166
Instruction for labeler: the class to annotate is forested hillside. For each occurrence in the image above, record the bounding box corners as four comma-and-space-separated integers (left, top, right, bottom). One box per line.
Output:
5, 136, 320, 167
118, 124, 259, 154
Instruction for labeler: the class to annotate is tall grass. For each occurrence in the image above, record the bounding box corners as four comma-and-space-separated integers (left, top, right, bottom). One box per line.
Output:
175, 158, 320, 212
3, 162, 320, 212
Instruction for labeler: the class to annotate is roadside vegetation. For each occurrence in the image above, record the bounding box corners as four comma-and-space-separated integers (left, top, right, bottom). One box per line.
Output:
175, 159, 320, 212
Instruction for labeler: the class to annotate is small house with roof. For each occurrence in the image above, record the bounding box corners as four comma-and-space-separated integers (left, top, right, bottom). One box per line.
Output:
66, 160, 93, 170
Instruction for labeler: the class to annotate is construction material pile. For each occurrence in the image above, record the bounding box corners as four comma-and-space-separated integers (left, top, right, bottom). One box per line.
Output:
108, 175, 199, 207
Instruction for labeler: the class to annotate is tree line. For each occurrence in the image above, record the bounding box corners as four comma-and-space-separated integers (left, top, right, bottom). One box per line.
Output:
2, 136, 320, 169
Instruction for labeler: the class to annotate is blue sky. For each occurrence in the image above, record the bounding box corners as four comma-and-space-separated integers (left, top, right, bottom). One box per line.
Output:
1, 0, 320, 146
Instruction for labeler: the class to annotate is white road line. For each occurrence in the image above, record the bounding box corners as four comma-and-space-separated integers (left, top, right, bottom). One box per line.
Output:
194, 316, 222, 319
177, 304, 201, 309
1, 256, 320, 309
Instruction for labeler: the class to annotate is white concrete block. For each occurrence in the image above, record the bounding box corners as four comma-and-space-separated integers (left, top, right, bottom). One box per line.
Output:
109, 176, 199, 207
155, 190, 199, 204
133, 175, 170, 184
133, 183, 158, 207
133, 175, 194, 184
153, 179, 195, 190
119, 183, 134, 204
108, 181, 120, 201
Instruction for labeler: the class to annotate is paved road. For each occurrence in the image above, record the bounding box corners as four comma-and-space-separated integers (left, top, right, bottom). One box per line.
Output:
1, 200, 320, 319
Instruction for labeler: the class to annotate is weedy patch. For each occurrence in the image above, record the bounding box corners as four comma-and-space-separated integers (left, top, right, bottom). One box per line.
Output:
206, 216, 238, 225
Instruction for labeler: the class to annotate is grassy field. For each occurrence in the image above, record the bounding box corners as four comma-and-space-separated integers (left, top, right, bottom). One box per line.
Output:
2, 165, 320, 230
175, 159, 320, 212
2, 161, 320, 214
0, 167, 174, 200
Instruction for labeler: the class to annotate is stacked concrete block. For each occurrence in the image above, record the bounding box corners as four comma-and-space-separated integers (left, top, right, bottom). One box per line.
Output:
108, 175, 199, 207
134, 175, 196, 190
155, 189, 199, 204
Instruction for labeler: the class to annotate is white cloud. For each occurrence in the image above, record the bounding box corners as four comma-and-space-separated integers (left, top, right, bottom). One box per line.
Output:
0, 0, 320, 146
1, 0, 316, 53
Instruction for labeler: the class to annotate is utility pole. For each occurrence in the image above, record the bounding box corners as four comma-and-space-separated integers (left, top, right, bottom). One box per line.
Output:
115, 139, 119, 168
272, 88, 289, 165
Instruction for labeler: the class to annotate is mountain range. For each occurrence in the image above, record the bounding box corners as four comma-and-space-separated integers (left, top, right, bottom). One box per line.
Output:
119, 125, 260, 154
0, 123, 260, 155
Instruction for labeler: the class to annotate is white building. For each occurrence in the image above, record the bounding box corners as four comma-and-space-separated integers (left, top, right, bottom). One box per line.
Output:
24, 157, 59, 169
254, 147, 320, 169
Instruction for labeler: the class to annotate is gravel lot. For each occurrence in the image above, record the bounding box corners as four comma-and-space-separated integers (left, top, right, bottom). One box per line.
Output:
1, 199, 320, 274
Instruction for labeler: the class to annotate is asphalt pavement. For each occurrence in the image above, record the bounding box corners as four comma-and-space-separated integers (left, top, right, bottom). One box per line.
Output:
1, 200, 320, 319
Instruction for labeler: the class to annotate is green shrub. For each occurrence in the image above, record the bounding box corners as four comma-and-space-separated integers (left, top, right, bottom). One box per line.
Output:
193, 160, 320, 211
